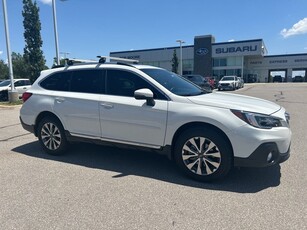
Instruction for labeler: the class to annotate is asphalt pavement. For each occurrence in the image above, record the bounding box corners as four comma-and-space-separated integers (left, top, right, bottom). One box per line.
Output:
0, 83, 306, 230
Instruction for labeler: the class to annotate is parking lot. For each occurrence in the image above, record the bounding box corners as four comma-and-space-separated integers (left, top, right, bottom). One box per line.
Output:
0, 83, 306, 230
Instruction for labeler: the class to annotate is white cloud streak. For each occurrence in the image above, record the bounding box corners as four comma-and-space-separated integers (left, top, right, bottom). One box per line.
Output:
281, 18, 307, 38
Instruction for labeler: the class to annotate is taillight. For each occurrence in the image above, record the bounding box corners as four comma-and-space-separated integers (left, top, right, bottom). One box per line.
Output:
22, 92, 32, 102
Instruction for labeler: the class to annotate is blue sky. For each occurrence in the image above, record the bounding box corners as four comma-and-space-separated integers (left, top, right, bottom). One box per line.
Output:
1, 0, 307, 67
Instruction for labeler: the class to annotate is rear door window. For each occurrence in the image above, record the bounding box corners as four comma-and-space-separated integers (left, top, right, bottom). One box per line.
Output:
70, 69, 105, 94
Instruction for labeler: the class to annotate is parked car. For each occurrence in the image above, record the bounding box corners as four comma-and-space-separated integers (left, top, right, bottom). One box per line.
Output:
237, 77, 244, 88
0, 79, 31, 101
218, 76, 239, 91
182, 74, 212, 92
20, 58, 291, 182
205, 77, 216, 89
292, 75, 304, 82
273, 75, 283, 83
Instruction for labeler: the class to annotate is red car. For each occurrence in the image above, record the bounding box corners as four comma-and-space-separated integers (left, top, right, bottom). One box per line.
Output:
205, 77, 216, 89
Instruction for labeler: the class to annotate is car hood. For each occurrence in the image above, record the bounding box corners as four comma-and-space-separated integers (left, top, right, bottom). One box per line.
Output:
187, 92, 281, 115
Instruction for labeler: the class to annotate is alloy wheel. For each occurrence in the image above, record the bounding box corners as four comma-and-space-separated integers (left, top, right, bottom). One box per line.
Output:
181, 137, 221, 176
41, 122, 62, 151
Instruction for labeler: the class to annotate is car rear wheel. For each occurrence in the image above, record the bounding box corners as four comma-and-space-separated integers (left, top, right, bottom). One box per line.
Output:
174, 127, 232, 181
37, 116, 68, 155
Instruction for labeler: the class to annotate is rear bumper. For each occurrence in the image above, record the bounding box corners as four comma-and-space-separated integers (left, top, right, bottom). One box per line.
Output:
234, 142, 290, 168
20, 116, 35, 135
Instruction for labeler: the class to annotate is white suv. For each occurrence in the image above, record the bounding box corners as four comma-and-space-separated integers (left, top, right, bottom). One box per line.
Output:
0, 78, 31, 101
20, 59, 291, 181
218, 75, 240, 91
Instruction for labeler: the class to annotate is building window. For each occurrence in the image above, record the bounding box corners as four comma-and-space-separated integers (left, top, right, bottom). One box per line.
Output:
213, 57, 242, 67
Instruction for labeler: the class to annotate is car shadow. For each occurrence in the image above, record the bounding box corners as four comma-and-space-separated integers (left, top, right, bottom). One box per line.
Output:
12, 141, 281, 193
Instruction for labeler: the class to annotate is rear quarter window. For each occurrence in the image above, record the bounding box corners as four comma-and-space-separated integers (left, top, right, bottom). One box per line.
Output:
40, 72, 71, 91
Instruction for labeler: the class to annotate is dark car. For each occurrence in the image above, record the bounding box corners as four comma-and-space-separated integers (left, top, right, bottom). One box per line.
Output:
182, 75, 212, 92
293, 76, 304, 82
273, 75, 283, 83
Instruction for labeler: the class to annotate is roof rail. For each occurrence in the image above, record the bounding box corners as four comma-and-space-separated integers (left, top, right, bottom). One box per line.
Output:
97, 56, 139, 64
64, 56, 139, 66
65, 58, 97, 66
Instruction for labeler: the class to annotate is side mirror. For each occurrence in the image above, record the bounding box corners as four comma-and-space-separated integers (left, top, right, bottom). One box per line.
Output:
134, 88, 155, 106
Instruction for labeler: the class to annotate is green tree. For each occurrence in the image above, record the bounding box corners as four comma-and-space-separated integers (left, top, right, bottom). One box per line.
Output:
11, 52, 29, 79
0, 60, 9, 80
171, 49, 179, 74
22, 0, 46, 83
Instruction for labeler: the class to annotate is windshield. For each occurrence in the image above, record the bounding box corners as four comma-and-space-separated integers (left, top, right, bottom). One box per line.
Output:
184, 75, 205, 83
221, 76, 235, 81
0, 80, 11, 87
141, 68, 205, 96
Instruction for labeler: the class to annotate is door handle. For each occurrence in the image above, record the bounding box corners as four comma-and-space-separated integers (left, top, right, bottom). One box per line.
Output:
100, 102, 114, 109
55, 97, 65, 103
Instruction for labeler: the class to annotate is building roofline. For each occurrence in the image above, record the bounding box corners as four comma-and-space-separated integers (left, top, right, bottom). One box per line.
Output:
213, 39, 263, 46
110, 45, 194, 54
264, 53, 307, 58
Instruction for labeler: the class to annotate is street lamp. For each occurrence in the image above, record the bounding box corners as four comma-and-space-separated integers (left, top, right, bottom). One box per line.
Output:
176, 39, 185, 75
52, 0, 67, 65
2, 0, 18, 102
52, 0, 60, 65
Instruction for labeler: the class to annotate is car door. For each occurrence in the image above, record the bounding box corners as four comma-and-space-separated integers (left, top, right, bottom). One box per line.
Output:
100, 69, 168, 148
40, 69, 104, 138
14, 80, 31, 96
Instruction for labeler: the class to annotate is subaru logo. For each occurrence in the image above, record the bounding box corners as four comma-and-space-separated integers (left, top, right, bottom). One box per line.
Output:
196, 48, 209, 56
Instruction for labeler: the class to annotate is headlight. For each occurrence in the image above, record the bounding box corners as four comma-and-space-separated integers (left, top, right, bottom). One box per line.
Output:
231, 110, 288, 129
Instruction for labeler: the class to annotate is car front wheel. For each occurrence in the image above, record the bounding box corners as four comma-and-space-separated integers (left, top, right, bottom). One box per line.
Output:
174, 127, 232, 181
37, 116, 68, 155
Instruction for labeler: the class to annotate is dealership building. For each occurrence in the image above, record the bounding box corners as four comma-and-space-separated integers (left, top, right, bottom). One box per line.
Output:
110, 35, 307, 83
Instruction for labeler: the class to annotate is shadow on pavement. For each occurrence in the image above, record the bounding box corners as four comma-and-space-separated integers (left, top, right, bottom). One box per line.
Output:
12, 141, 281, 193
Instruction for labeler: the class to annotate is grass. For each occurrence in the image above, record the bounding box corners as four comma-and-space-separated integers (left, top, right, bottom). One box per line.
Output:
0, 100, 23, 106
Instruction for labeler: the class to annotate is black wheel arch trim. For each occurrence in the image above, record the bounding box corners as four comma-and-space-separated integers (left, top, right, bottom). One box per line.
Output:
34, 111, 64, 137
171, 122, 234, 161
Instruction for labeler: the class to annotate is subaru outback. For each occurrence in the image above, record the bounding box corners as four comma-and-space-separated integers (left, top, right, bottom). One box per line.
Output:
20, 57, 291, 181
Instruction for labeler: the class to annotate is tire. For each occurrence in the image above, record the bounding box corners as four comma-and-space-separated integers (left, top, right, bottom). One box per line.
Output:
0, 90, 8, 101
174, 127, 232, 182
37, 116, 68, 155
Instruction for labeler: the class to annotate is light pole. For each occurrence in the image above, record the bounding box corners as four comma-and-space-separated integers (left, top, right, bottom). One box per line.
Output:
52, 0, 67, 66
176, 39, 185, 75
2, 0, 18, 102
52, 0, 60, 65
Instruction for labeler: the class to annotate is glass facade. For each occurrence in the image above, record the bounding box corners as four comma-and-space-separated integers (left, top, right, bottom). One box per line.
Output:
212, 56, 243, 79
213, 57, 242, 67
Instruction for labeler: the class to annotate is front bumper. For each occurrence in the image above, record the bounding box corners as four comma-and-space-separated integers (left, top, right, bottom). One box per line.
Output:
219, 84, 234, 90
234, 142, 290, 167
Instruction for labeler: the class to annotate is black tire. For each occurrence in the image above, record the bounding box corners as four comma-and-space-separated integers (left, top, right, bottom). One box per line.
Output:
0, 90, 8, 101
37, 116, 68, 155
174, 127, 232, 182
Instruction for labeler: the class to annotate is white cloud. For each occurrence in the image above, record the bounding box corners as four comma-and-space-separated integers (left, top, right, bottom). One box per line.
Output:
0, 51, 3, 55
39, 0, 52, 5
281, 18, 307, 38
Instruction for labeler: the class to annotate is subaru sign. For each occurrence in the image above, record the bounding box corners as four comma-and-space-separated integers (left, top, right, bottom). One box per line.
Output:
196, 48, 209, 56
